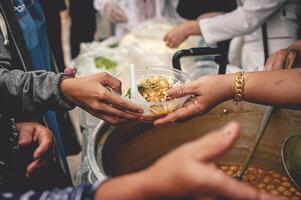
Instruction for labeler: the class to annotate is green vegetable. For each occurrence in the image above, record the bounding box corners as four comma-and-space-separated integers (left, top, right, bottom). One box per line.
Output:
125, 88, 131, 98
94, 56, 117, 70
125, 85, 144, 99
108, 43, 119, 48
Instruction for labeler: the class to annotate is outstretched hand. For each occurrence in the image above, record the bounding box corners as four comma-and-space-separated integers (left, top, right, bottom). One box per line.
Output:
96, 122, 280, 200
164, 21, 200, 49
61, 72, 144, 125
155, 75, 234, 126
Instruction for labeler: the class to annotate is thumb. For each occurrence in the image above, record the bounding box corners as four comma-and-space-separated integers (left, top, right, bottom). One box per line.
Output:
168, 82, 198, 99
192, 122, 240, 162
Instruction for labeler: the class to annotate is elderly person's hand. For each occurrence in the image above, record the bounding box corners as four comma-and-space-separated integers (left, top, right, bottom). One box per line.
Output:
16, 122, 54, 177
61, 72, 143, 125
96, 122, 279, 200
155, 75, 232, 126
264, 48, 297, 71
164, 21, 200, 49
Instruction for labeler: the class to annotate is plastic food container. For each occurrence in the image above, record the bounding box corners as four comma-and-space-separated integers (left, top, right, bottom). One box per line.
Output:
118, 67, 192, 120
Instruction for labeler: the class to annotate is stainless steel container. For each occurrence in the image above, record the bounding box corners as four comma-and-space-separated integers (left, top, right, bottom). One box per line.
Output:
87, 101, 301, 182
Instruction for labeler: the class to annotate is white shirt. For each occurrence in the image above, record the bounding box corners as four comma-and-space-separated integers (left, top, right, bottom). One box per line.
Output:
199, 0, 301, 71
94, 0, 181, 37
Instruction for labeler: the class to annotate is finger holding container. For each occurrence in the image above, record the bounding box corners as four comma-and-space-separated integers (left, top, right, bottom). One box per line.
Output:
119, 67, 192, 121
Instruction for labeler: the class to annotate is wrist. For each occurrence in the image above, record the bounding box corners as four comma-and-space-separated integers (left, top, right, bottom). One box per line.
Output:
60, 67, 78, 104
224, 73, 236, 101
187, 20, 201, 36
60, 78, 76, 105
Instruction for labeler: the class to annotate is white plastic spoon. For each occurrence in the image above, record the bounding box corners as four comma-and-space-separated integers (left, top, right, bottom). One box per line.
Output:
130, 64, 145, 102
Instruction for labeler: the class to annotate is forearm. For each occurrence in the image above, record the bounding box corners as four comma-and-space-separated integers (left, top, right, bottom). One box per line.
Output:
0, 68, 73, 116
95, 172, 152, 200
224, 69, 301, 108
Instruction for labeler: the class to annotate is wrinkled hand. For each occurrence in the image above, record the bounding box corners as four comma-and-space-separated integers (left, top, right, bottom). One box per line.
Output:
96, 122, 279, 200
16, 122, 54, 177
164, 21, 200, 49
103, 0, 128, 23
61, 72, 144, 125
265, 48, 297, 71
155, 75, 233, 126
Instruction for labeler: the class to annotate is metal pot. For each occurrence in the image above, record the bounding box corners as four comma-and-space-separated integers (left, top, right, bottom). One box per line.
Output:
87, 101, 301, 181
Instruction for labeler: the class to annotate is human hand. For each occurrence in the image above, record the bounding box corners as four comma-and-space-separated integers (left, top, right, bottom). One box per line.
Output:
16, 122, 54, 177
103, 0, 128, 23
60, 72, 144, 125
95, 122, 279, 200
155, 75, 234, 126
164, 21, 200, 49
265, 48, 297, 71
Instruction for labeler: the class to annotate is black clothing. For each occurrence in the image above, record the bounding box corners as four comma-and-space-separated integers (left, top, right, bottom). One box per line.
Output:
69, 0, 96, 58
41, 0, 66, 72
177, 0, 237, 20
177, 0, 237, 64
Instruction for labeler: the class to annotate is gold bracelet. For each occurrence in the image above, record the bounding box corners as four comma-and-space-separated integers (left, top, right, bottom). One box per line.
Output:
233, 71, 245, 105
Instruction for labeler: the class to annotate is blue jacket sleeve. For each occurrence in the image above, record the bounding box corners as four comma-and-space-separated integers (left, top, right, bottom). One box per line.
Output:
1, 184, 96, 200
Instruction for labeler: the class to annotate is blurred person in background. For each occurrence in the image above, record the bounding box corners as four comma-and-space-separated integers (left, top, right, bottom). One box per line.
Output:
93, 0, 181, 37
69, 0, 96, 58
177, 0, 236, 20
164, 0, 301, 72
176, 0, 237, 72
41, 0, 66, 72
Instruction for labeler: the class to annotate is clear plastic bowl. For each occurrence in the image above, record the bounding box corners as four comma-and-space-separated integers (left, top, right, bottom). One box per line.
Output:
118, 67, 192, 120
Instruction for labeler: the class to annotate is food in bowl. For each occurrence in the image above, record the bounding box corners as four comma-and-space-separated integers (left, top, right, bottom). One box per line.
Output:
219, 164, 300, 199
138, 76, 175, 103
121, 68, 191, 120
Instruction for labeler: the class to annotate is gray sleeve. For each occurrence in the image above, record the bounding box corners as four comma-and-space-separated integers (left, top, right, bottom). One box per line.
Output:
0, 68, 74, 114
0, 23, 74, 116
